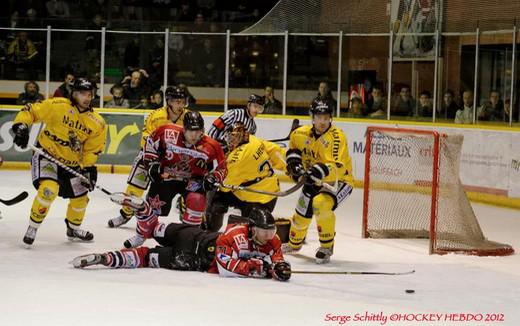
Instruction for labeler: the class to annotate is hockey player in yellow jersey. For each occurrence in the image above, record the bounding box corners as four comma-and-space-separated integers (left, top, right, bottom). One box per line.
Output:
205, 122, 286, 232
107, 86, 189, 228
11, 78, 107, 245
284, 98, 353, 264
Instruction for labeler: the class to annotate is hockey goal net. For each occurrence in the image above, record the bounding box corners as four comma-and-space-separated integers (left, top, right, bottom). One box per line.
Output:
362, 126, 514, 256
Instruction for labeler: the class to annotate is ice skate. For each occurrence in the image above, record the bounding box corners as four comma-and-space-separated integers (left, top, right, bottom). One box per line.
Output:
315, 247, 333, 264
23, 225, 38, 246
108, 209, 133, 228
123, 234, 145, 248
109, 192, 145, 211
281, 243, 302, 254
65, 220, 94, 242
71, 253, 107, 268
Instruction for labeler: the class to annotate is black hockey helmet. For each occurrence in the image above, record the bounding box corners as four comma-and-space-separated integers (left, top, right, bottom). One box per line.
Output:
310, 97, 333, 116
72, 78, 95, 92
249, 207, 276, 230
165, 86, 187, 101
247, 94, 265, 106
183, 110, 204, 131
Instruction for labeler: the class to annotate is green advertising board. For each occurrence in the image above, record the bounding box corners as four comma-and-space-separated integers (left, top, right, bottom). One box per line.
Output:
0, 108, 145, 165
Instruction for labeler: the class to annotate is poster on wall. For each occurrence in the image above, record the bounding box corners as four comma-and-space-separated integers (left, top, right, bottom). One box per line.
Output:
390, 0, 440, 59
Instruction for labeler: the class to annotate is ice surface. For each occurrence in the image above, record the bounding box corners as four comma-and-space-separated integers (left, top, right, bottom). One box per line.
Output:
1, 171, 519, 326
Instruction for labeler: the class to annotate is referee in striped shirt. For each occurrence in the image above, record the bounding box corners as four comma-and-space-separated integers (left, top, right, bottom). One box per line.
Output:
208, 94, 265, 152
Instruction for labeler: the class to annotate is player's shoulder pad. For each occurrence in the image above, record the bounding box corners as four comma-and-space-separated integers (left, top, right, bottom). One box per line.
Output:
156, 122, 179, 132
203, 135, 225, 150
291, 125, 312, 136
327, 125, 346, 138
149, 106, 168, 120
86, 110, 106, 128
49, 97, 72, 106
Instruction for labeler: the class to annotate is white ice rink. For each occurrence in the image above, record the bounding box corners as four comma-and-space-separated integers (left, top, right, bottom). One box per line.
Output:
1, 170, 519, 326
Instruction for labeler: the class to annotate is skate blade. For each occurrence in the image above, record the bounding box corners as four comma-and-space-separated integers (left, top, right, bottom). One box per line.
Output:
67, 237, 94, 243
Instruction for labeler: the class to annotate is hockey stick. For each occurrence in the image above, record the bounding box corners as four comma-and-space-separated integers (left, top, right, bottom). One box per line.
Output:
30, 145, 112, 195
289, 269, 415, 276
267, 119, 300, 143
218, 178, 305, 197
0, 191, 29, 206
30, 145, 145, 209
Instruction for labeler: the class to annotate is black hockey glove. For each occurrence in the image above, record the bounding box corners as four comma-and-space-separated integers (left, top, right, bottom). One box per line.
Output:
305, 163, 329, 186
286, 149, 304, 182
203, 173, 218, 191
12, 123, 29, 149
148, 162, 164, 184
271, 261, 291, 281
80, 166, 97, 192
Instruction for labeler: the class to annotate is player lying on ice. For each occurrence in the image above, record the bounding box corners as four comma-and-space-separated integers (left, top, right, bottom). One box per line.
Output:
71, 207, 291, 281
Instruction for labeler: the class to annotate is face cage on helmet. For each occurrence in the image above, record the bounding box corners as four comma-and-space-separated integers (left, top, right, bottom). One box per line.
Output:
225, 129, 247, 151
252, 226, 277, 245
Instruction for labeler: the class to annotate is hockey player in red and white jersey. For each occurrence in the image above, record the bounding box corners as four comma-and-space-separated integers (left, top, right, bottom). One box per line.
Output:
211, 208, 288, 278
71, 208, 292, 281
122, 110, 227, 248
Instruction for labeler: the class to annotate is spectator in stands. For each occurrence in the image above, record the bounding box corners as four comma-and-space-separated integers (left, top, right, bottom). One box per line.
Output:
347, 97, 366, 117
391, 85, 415, 116
317, 81, 336, 112
105, 84, 130, 108
148, 90, 163, 110
367, 84, 386, 117
440, 90, 459, 119
262, 86, 282, 114
16, 81, 44, 105
80, 0, 107, 21
45, 0, 70, 18
21, 8, 41, 30
6, 31, 38, 79
176, 3, 195, 22
454, 90, 474, 124
132, 95, 150, 110
121, 69, 150, 108
417, 90, 432, 117
53, 72, 74, 98
503, 99, 518, 122
178, 83, 197, 107
478, 90, 503, 121
85, 14, 105, 54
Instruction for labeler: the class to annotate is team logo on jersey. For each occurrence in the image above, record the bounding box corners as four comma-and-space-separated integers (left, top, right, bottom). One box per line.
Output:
217, 253, 231, 262
186, 180, 202, 192
233, 234, 248, 250
68, 131, 81, 152
320, 139, 329, 147
38, 207, 47, 214
148, 194, 166, 214
164, 129, 179, 143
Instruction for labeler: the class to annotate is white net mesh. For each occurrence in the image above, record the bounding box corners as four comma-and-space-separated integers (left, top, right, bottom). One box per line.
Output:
364, 128, 514, 256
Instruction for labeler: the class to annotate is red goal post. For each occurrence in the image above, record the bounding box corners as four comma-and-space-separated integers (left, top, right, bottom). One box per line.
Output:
362, 126, 514, 256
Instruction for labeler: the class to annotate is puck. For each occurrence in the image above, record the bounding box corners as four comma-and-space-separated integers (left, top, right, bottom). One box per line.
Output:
405, 289, 415, 294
